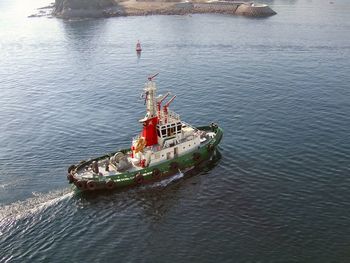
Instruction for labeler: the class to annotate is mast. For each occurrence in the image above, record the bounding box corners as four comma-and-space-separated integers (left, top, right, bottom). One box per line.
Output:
139, 73, 159, 147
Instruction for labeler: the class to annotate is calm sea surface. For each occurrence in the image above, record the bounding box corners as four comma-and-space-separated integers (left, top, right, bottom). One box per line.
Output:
1, 0, 350, 261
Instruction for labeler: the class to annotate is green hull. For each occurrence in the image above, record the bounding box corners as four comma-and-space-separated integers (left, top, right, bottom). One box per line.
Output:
68, 125, 223, 192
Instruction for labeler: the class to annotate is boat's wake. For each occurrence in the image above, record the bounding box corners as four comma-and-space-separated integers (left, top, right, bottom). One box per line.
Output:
0, 188, 73, 231
143, 167, 194, 190
153, 170, 185, 187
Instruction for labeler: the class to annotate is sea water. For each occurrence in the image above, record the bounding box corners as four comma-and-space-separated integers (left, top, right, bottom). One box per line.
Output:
1, 0, 350, 261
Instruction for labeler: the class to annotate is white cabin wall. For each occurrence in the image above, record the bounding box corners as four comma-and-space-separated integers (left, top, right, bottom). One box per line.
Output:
149, 135, 201, 166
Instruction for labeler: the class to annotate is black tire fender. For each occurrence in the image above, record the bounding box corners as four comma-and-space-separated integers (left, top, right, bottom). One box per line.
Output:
106, 180, 116, 190
170, 162, 179, 171
68, 164, 76, 174
152, 168, 161, 178
134, 173, 144, 184
75, 180, 87, 190
207, 143, 215, 152
67, 174, 75, 184
193, 152, 201, 162
86, 180, 97, 191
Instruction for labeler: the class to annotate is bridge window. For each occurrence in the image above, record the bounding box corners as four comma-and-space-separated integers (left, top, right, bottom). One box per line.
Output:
161, 129, 166, 136
167, 127, 175, 136
177, 124, 182, 133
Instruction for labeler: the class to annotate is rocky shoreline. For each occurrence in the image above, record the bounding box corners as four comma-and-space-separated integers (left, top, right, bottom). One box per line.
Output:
31, 0, 276, 19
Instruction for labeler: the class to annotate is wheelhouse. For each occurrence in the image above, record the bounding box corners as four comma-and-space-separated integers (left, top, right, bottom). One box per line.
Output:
156, 121, 182, 138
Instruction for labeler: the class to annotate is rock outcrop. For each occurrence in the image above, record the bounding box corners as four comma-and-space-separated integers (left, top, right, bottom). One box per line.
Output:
235, 3, 277, 17
53, 0, 124, 18
51, 0, 276, 19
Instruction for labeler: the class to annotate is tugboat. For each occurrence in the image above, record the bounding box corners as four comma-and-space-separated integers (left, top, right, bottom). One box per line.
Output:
136, 40, 142, 52
67, 74, 223, 192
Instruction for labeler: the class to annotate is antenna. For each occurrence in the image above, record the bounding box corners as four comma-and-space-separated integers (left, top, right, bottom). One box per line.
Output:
157, 92, 170, 119
163, 95, 177, 123
158, 92, 170, 106
164, 95, 176, 107
148, 72, 159, 81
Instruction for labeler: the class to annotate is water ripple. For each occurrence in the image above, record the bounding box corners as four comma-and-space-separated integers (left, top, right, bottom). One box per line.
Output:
1, 1, 350, 261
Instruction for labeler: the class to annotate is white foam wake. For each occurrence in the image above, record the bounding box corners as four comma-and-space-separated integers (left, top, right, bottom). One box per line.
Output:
149, 167, 193, 188
0, 188, 73, 225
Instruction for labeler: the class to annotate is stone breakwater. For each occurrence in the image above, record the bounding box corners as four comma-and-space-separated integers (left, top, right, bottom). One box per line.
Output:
52, 0, 276, 19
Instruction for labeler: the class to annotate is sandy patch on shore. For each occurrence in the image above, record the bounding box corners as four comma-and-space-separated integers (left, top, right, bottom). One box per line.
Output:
120, 0, 187, 15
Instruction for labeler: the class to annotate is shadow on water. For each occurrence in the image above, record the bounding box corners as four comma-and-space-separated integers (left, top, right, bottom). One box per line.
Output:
136, 50, 141, 60
59, 18, 109, 54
